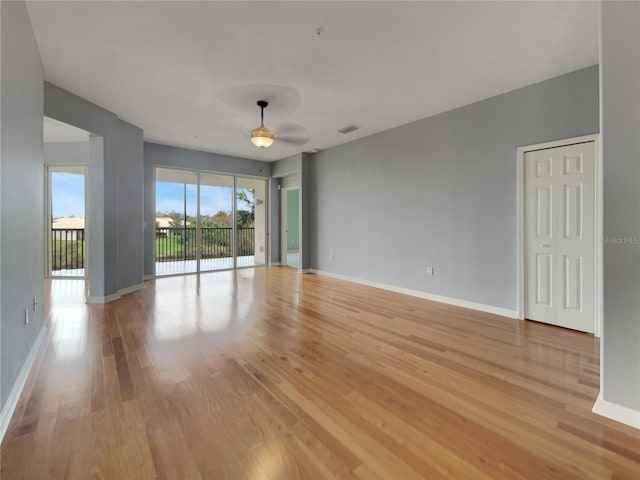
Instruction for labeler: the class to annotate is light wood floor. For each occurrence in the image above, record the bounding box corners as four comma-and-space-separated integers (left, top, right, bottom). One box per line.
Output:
2, 268, 638, 479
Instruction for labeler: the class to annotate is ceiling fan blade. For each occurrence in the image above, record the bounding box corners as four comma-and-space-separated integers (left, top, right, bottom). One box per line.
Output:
276, 136, 310, 146
276, 122, 306, 135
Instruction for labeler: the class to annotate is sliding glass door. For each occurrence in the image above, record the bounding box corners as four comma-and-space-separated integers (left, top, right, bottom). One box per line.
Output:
199, 173, 234, 272
155, 168, 198, 276
237, 177, 267, 267
155, 167, 267, 276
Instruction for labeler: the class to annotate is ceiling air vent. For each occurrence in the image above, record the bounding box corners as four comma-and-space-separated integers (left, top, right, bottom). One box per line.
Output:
337, 124, 360, 134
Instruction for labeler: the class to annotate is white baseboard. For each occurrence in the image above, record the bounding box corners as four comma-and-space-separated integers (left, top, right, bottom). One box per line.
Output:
0, 326, 49, 443
143, 274, 154, 280
593, 392, 640, 429
86, 292, 120, 304
309, 269, 519, 319
301, 268, 314, 274
86, 282, 145, 304
118, 282, 145, 296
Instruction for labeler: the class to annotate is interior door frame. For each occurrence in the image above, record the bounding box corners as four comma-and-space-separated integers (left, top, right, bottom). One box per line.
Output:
280, 185, 287, 266
280, 184, 300, 269
516, 133, 601, 336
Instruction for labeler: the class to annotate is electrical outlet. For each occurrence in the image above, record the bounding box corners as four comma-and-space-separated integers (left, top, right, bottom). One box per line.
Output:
24, 308, 29, 325
33, 297, 38, 312
330, 252, 335, 261
426, 267, 434, 276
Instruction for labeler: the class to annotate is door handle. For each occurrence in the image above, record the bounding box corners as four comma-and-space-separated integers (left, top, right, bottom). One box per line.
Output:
539, 244, 552, 248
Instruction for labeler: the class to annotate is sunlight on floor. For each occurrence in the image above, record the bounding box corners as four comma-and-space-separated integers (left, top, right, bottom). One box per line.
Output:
45, 279, 88, 361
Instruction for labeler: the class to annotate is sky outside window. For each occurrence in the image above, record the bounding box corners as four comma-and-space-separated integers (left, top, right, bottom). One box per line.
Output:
156, 182, 253, 216
52, 172, 85, 218
53, 177, 254, 218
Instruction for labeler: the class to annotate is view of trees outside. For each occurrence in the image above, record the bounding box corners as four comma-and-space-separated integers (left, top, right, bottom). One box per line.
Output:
155, 186, 256, 261
155, 188, 254, 228
51, 172, 260, 269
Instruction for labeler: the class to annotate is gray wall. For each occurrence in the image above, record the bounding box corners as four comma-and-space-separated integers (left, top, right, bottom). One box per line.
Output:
269, 178, 281, 264
117, 121, 144, 290
87, 136, 106, 297
272, 153, 302, 178
310, 65, 599, 310
44, 83, 144, 298
601, 1, 640, 412
143, 142, 271, 276
44, 142, 89, 165
0, 0, 45, 409
300, 153, 312, 270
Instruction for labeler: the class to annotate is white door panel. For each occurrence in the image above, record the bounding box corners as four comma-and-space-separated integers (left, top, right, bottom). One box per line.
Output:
525, 142, 595, 333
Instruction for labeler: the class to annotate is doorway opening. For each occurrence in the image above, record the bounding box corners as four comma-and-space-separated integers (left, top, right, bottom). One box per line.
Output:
281, 184, 300, 269
46, 165, 87, 278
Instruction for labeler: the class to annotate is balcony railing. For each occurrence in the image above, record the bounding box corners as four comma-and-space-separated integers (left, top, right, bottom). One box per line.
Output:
49, 227, 256, 270
51, 228, 85, 271
155, 227, 255, 262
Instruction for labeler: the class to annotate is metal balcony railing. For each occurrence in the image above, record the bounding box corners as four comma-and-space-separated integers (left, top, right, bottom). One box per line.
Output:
155, 227, 255, 262
50, 227, 256, 269
51, 228, 85, 270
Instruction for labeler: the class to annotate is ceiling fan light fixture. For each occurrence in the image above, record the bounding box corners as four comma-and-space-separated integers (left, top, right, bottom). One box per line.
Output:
250, 126, 274, 148
250, 100, 274, 148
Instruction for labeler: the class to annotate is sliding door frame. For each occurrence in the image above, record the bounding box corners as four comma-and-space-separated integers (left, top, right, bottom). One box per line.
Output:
153, 165, 268, 277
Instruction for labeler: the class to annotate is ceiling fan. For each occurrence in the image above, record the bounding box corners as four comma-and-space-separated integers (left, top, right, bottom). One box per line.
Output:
249, 100, 309, 148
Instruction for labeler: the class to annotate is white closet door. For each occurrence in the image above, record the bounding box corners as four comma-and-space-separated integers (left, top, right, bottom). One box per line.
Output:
525, 141, 595, 333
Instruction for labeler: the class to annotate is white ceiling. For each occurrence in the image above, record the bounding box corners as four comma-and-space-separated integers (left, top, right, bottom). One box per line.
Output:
27, 1, 599, 162
43, 116, 90, 143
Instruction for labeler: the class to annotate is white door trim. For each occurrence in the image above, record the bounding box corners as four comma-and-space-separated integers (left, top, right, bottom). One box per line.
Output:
280, 185, 296, 269
280, 186, 287, 266
516, 133, 601, 336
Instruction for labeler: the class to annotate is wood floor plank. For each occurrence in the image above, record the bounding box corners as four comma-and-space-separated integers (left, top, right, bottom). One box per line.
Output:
1, 268, 638, 479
